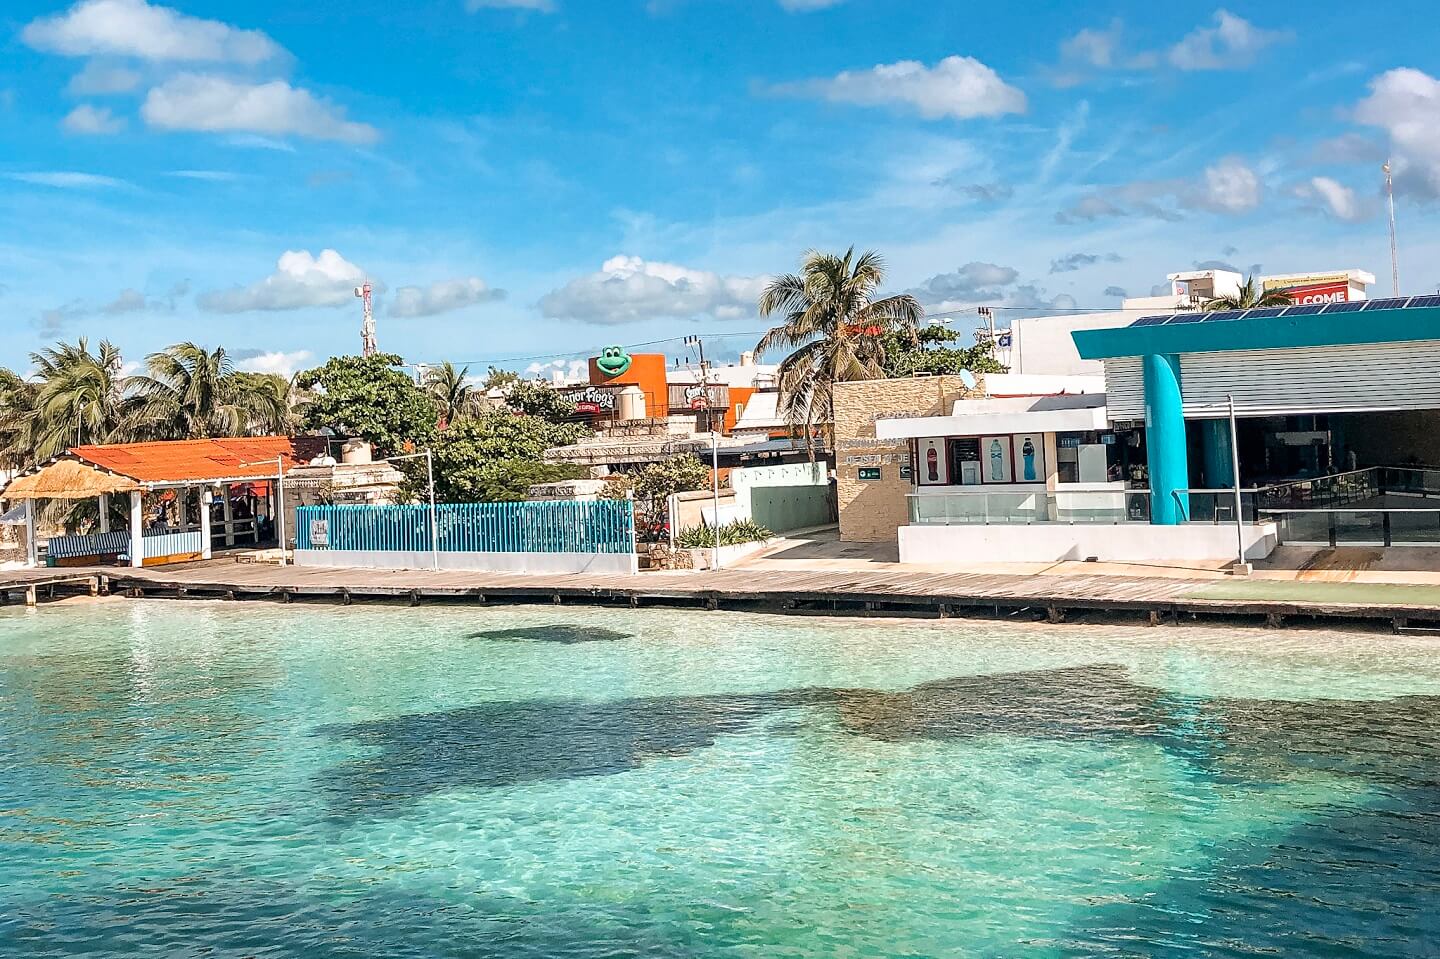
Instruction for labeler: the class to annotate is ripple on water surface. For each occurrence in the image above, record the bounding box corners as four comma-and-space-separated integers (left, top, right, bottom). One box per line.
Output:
2, 601, 1438, 957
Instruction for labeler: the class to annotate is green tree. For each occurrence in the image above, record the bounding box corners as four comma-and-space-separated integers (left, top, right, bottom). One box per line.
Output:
504, 378, 580, 424
423, 361, 482, 426
422, 409, 590, 502
229, 371, 294, 435
474, 460, 591, 502
633, 454, 710, 502
754, 248, 922, 447
1203, 275, 1294, 311
879, 324, 1007, 378
25, 338, 137, 459
0, 368, 38, 468
482, 366, 520, 391
294, 353, 437, 457
128, 342, 278, 439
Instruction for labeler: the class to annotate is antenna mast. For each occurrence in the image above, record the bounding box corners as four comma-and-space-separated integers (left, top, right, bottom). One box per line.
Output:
355, 282, 376, 356
1383, 161, 1400, 298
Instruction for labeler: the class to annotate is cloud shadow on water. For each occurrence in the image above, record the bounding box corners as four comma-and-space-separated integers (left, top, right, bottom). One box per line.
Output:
318, 664, 1440, 820
466, 625, 634, 644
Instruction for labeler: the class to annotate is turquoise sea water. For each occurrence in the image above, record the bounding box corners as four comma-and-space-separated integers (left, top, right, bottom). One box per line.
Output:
3, 601, 1439, 958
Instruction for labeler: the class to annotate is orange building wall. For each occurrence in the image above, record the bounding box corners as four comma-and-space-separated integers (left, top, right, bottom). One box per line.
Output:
725, 386, 756, 434
588, 353, 669, 419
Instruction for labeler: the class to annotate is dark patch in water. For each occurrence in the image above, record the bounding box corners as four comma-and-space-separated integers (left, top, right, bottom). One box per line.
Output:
467, 625, 633, 644
320, 664, 1440, 818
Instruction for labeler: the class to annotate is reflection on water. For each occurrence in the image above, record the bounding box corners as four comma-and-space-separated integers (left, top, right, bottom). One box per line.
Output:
2, 603, 1439, 957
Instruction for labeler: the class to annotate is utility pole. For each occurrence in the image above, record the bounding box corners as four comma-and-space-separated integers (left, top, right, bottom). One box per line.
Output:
1384, 161, 1400, 298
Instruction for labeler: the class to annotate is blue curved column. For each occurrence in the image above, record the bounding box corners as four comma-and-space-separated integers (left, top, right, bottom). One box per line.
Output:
1199, 418, 1233, 489
1143, 353, 1189, 525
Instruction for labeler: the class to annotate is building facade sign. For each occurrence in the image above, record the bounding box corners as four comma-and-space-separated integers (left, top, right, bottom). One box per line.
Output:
570, 386, 618, 414
1268, 280, 1350, 304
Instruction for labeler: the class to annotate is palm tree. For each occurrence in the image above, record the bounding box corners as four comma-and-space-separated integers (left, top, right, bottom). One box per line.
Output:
753, 248, 923, 447
229, 371, 295, 435
24, 338, 136, 459
424, 361, 480, 427
1203, 275, 1294, 311
130, 342, 254, 439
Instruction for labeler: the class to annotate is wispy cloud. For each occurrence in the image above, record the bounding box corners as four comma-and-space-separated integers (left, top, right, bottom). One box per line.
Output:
5, 170, 128, 189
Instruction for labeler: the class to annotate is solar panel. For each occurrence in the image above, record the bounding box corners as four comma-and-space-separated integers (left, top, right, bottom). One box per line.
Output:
1281, 304, 1326, 316
1320, 301, 1365, 313
1130, 314, 1171, 327
1363, 296, 1411, 310
1243, 307, 1288, 319
1196, 309, 1245, 322
1166, 312, 1206, 324
1406, 294, 1440, 309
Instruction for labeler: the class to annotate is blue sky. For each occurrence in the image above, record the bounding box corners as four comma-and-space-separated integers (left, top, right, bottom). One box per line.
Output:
3, 0, 1439, 379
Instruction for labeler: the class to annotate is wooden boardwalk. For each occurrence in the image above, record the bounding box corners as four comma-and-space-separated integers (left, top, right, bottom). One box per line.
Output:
0, 559, 1421, 628
0, 569, 101, 606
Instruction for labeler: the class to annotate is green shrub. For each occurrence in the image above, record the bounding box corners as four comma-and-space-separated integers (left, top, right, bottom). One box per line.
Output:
676, 519, 774, 549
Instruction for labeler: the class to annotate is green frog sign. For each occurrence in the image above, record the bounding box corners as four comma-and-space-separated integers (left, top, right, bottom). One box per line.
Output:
595, 345, 632, 377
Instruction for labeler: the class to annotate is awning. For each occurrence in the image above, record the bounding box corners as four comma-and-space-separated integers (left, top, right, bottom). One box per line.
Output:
875, 394, 1108, 440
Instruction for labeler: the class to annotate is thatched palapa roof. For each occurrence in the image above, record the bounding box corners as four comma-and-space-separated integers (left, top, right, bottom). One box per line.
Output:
3, 458, 140, 500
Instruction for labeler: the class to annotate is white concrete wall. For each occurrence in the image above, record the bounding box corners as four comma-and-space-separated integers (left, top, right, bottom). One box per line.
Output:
898, 522, 1278, 564
295, 549, 638, 575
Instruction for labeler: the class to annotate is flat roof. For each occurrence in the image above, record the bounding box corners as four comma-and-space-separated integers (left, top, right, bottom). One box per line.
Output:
1073, 298, 1440, 360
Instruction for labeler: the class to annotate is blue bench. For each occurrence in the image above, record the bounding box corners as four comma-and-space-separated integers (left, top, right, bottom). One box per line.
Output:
47, 530, 131, 561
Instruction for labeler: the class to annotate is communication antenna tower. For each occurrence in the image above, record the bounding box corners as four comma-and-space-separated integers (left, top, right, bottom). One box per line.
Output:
354, 282, 376, 356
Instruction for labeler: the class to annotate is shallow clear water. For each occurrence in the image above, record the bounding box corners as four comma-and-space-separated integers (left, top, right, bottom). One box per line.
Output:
3, 601, 1439, 958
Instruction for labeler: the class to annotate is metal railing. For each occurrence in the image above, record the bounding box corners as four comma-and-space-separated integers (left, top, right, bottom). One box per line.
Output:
295, 501, 637, 555
908, 489, 1151, 526
1262, 508, 1440, 547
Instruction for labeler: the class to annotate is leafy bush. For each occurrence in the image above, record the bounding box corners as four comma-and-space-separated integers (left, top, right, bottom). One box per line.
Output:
675, 519, 774, 549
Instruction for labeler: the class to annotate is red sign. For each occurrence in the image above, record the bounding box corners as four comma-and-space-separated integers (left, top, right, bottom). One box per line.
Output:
1277, 281, 1350, 305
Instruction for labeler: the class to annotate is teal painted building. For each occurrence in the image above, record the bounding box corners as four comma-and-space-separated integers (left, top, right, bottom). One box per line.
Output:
1072, 297, 1440, 525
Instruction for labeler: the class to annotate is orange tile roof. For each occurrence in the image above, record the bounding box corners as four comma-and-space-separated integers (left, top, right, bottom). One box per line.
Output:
69, 436, 328, 485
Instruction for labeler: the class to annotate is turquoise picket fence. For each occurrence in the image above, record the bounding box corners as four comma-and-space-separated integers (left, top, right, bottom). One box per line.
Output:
295, 501, 636, 555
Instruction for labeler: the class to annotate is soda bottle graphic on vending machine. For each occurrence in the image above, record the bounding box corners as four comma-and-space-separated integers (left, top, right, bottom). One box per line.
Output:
926, 444, 939, 482
989, 439, 1004, 481
1021, 437, 1036, 481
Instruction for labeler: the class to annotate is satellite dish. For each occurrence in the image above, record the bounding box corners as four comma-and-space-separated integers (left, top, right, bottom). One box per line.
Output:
958, 369, 978, 390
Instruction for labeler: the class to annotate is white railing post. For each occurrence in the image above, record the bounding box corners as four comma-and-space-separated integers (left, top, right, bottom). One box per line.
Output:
129, 489, 143, 568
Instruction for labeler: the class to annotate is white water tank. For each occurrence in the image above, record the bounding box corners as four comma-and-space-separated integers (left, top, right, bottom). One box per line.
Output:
341, 439, 373, 464
617, 385, 646, 421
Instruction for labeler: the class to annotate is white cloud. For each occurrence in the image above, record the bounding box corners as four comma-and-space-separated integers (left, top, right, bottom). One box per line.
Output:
66, 62, 141, 95
1168, 10, 1288, 71
1295, 176, 1368, 221
770, 55, 1026, 120
142, 74, 379, 144
524, 359, 589, 384
540, 255, 768, 325
907, 262, 1019, 306
1197, 157, 1261, 213
61, 103, 125, 134
389, 277, 505, 318
102, 288, 147, 313
198, 249, 373, 313
235, 349, 313, 377
465, 0, 556, 11
166, 169, 244, 181
5, 170, 126, 189
1052, 20, 1158, 85
1354, 68, 1440, 199
22, 0, 282, 64
1056, 157, 1261, 222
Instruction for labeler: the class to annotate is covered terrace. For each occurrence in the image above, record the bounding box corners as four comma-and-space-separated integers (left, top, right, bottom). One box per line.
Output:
2, 436, 324, 568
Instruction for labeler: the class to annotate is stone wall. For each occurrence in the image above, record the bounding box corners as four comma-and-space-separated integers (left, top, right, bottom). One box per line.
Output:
832, 375, 982, 542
